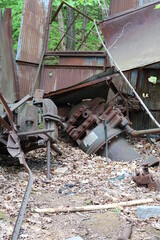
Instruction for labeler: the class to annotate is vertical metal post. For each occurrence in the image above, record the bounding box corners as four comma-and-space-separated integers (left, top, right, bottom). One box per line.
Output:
47, 140, 51, 180
104, 120, 108, 162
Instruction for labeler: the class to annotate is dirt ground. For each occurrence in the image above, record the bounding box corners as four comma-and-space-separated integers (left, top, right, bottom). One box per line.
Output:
0, 137, 160, 240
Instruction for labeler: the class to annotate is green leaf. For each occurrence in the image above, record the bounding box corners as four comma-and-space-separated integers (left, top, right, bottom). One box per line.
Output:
154, 4, 160, 9
148, 76, 157, 84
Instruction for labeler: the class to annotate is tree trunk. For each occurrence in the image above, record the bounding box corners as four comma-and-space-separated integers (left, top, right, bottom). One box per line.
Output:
82, 5, 88, 50
66, 7, 75, 50
58, 10, 66, 51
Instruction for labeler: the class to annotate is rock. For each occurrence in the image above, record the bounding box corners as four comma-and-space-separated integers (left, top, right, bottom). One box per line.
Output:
65, 183, 75, 188
156, 195, 160, 201
18, 171, 28, 180
0, 175, 6, 182
54, 167, 68, 175
58, 188, 63, 194
137, 206, 160, 219
66, 237, 84, 240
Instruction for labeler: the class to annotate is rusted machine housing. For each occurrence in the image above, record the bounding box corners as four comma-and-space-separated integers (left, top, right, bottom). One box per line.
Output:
0, 94, 60, 156
66, 98, 140, 162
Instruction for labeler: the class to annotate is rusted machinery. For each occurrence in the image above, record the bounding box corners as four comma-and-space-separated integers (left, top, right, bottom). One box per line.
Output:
66, 97, 160, 162
0, 90, 62, 240
133, 165, 160, 190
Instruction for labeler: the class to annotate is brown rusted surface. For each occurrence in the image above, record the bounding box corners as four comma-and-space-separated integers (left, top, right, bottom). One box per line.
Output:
109, 0, 155, 15
100, 1, 160, 71
109, 0, 139, 15
16, 62, 41, 98
133, 165, 160, 190
45, 68, 118, 104
16, 0, 51, 97
42, 66, 103, 93
16, 0, 51, 63
0, 9, 19, 102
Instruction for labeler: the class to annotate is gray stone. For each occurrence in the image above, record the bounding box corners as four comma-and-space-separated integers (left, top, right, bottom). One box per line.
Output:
66, 237, 83, 240
54, 167, 68, 175
18, 171, 28, 180
137, 206, 160, 219
0, 175, 6, 182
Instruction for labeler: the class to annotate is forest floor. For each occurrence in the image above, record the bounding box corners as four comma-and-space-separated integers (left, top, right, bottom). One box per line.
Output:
0, 137, 160, 240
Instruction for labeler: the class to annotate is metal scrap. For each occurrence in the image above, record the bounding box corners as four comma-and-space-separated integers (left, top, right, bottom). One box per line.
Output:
66, 98, 140, 161
0, 92, 34, 240
133, 165, 160, 190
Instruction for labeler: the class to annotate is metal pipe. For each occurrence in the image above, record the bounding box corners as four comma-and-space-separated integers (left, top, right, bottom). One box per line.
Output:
125, 125, 160, 137
51, 143, 62, 155
18, 128, 55, 137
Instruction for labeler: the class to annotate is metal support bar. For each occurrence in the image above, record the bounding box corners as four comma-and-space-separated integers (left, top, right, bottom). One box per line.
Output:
54, 12, 79, 50
51, 1, 93, 23
51, 25, 92, 50
104, 120, 108, 162
47, 140, 51, 180
17, 128, 55, 137
77, 24, 95, 50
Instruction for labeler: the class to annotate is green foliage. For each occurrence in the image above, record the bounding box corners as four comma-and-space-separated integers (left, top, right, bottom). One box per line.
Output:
155, 4, 160, 9
0, 0, 109, 52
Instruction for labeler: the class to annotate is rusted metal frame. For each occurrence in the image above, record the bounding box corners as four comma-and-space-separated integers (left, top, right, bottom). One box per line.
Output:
51, 1, 93, 23
52, 25, 92, 50
45, 64, 104, 69
50, 1, 64, 23
77, 24, 95, 50
63, 1, 93, 21
17, 128, 55, 137
0, 92, 14, 129
12, 159, 34, 240
0, 92, 33, 240
45, 51, 105, 56
0, 116, 11, 131
54, 12, 79, 51
31, 49, 45, 96
17, 59, 104, 69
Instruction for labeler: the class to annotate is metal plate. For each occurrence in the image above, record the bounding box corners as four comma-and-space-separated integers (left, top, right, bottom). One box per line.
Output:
16, 0, 51, 97
109, 0, 155, 15
0, 9, 19, 102
100, 1, 160, 71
